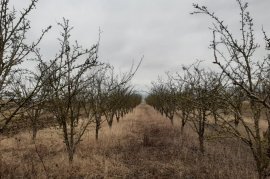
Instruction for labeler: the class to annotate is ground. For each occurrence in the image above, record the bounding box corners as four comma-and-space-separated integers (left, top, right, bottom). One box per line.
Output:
0, 104, 258, 178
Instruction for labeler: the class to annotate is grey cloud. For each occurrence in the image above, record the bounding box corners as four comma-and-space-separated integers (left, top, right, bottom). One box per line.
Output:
13, 0, 270, 93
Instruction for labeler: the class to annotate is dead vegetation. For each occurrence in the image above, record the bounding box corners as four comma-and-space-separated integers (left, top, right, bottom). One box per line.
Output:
0, 104, 259, 178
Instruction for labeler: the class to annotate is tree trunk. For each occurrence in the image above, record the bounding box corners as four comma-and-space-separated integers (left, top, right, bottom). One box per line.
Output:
251, 101, 265, 179
199, 109, 206, 154
199, 135, 204, 153
116, 111, 120, 123
213, 112, 217, 125
32, 124, 37, 142
181, 111, 188, 134
170, 117, 174, 125
107, 112, 114, 128
68, 149, 74, 164
256, 160, 264, 179
31, 108, 40, 142
234, 114, 240, 127
181, 119, 185, 134
96, 121, 100, 140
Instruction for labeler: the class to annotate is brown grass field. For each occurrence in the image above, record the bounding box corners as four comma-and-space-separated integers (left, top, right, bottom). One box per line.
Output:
0, 104, 259, 178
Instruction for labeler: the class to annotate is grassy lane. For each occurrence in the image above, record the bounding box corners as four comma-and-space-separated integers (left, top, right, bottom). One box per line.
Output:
0, 104, 257, 178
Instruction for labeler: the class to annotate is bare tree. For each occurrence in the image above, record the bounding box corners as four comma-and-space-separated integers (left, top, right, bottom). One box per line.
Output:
146, 78, 177, 125
87, 61, 142, 140
180, 64, 221, 153
0, 0, 51, 133
193, 0, 270, 177
45, 19, 99, 163
175, 83, 193, 134
12, 75, 47, 141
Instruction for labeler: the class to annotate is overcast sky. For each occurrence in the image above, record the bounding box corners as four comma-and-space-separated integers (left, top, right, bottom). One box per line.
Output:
13, 0, 270, 94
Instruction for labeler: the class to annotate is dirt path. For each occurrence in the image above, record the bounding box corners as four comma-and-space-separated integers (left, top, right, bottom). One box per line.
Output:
106, 103, 184, 178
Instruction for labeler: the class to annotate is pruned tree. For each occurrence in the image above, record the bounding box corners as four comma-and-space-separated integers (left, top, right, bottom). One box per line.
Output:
146, 77, 177, 125
176, 88, 193, 133
179, 63, 221, 153
45, 18, 99, 163
0, 0, 51, 133
12, 74, 47, 141
174, 70, 194, 133
87, 61, 142, 140
193, 0, 270, 177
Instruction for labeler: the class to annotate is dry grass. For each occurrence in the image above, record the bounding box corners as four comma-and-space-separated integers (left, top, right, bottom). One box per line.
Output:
0, 104, 259, 178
